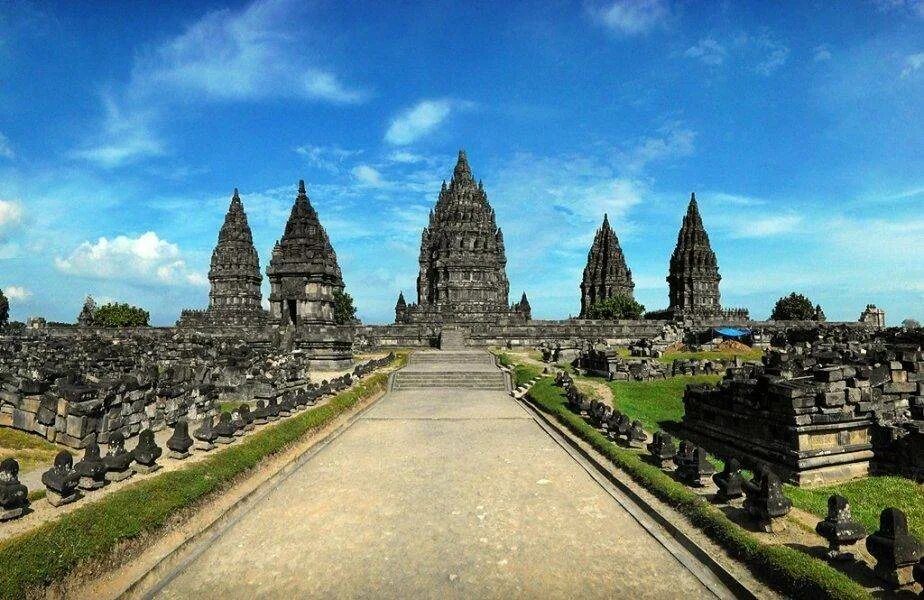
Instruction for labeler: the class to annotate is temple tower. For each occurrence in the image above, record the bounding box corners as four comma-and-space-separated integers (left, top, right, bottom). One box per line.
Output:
266, 180, 344, 326
207, 189, 265, 324
579, 214, 634, 317
666, 193, 721, 316
397, 150, 525, 325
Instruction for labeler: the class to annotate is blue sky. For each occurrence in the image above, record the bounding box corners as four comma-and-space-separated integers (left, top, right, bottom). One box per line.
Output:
0, 0, 921, 325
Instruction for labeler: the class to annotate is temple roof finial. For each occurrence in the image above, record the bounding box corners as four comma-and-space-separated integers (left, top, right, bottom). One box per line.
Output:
298, 179, 306, 195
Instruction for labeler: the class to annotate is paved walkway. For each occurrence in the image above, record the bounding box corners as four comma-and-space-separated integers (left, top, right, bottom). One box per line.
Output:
148, 351, 733, 599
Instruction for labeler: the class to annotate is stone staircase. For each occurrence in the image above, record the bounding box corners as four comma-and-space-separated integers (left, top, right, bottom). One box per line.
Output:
391, 370, 507, 390
391, 351, 507, 390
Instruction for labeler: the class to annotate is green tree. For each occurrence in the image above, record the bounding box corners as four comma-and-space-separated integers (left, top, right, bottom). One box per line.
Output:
333, 289, 357, 325
770, 292, 816, 321
0, 289, 8, 328
585, 294, 645, 320
93, 302, 150, 327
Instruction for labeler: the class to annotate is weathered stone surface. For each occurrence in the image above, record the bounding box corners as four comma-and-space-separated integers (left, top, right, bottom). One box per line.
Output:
395, 151, 528, 327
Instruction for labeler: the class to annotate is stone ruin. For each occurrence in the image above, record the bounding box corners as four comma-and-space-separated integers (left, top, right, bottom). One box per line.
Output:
0, 326, 396, 449
681, 327, 924, 485
576, 347, 731, 382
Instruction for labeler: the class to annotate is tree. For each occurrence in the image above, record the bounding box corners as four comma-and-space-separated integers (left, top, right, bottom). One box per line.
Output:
585, 294, 645, 320
902, 318, 921, 330
0, 289, 8, 328
770, 292, 816, 321
93, 302, 150, 327
332, 289, 357, 325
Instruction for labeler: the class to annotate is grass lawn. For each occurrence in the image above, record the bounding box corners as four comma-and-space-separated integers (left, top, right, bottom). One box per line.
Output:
495, 351, 542, 387
786, 477, 924, 541
0, 427, 66, 473
659, 348, 765, 364
607, 375, 722, 432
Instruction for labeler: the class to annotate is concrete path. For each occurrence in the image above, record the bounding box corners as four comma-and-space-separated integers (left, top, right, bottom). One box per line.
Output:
147, 351, 733, 599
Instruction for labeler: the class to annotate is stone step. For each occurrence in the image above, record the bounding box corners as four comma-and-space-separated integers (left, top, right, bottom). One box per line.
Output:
392, 370, 507, 390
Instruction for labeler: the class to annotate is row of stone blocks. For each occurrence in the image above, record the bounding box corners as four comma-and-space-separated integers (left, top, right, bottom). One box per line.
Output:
0, 352, 396, 524
557, 371, 923, 589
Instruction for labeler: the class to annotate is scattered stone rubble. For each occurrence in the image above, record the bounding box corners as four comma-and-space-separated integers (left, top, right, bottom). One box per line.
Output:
681, 329, 924, 484
0, 352, 395, 524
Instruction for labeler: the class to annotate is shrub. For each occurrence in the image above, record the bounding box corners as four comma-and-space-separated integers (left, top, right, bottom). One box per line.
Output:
903, 318, 921, 330
93, 302, 149, 327
586, 294, 645, 319
770, 293, 816, 321
333, 289, 357, 325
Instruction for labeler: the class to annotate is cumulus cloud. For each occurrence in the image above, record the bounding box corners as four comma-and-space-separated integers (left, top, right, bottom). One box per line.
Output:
0, 132, 14, 159
901, 52, 924, 78
384, 99, 454, 145
593, 0, 670, 35
684, 38, 726, 65
2, 286, 30, 300
0, 200, 23, 230
55, 231, 206, 287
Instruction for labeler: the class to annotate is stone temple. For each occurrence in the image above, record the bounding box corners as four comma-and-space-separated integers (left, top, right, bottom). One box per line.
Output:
395, 150, 530, 326
178, 189, 266, 327
266, 181, 352, 367
579, 213, 635, 317
649, 193, 747, 320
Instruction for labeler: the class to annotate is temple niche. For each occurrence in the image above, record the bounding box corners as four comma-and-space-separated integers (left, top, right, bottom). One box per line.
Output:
395, 150, 530, 326
580, 213, 635, 318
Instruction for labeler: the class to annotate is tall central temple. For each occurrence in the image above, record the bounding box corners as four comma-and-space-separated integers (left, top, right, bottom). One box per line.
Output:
395, 150, 530, 325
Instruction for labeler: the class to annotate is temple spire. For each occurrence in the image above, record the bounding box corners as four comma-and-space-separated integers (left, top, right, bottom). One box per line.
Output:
298, 179, 306, 195
579, 213, 634, 317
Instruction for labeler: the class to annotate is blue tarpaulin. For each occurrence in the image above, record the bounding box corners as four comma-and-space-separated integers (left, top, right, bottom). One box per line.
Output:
713, 327, 750, 338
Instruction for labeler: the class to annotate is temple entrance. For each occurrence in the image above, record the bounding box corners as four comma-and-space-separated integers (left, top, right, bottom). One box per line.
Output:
287, 299, 297, 325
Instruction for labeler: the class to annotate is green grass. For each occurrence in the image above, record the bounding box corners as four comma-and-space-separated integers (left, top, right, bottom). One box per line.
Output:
525, 379, 870, 600
0, 353, 406, 600
786, 477, 924, 541
494, 351, 542, 387
0, 428, 66, 473
608, 375, 721, 433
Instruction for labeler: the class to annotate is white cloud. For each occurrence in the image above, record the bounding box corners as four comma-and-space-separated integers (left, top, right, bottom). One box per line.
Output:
813, 45, 832, 62
901, 52, 924, 78
351, 164, 387, 188
295, 144, 362, 173
684, 38, 726, 65
0, 132, 14, 159
0, 200, 23, 229
2, 286, 30, 301
754, 34, 790, 75
593, 0, 669, 35
55, 231, 206, 287
77, 0, 365, 166
384, 99, 453, 145
388, 150, 426, 164
621, 122, 696, 172
73, 96, 164, 168
871, 0, 924, 18
130, 0, 364, 104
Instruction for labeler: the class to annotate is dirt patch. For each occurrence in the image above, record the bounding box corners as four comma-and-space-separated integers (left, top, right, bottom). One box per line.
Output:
715, 340, 752, 353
